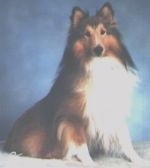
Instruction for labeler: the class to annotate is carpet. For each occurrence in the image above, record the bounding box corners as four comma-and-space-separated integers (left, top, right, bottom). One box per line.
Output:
0, 141, 150, 168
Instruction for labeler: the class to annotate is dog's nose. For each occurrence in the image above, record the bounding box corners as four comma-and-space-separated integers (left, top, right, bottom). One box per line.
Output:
93, 45, 103, 56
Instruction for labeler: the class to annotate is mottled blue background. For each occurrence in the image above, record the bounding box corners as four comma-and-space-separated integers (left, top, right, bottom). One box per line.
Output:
0, 0, 150, 141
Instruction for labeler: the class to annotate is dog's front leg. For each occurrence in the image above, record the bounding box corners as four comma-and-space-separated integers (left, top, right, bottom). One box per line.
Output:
117, 122, 143, 163
65, 143, 94, 164
57, 120, 95, 165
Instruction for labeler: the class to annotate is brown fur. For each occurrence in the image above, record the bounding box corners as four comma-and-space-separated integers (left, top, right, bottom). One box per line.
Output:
4, 3, 141, 164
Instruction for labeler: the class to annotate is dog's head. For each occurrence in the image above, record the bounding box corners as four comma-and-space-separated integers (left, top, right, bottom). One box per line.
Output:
64, 3, 136, 70
70, 3, 117, 58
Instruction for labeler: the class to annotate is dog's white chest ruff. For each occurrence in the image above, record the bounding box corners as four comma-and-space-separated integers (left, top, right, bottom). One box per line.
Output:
84, 57, 137, 138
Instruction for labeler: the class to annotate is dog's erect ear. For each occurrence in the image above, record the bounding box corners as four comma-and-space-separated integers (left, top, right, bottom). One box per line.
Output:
71, 7, 86, 28
96, 2, 116, 26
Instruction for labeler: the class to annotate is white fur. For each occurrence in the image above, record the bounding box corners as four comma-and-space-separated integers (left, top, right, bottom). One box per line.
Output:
83, 57, 139, 160
65, 143, 94, 164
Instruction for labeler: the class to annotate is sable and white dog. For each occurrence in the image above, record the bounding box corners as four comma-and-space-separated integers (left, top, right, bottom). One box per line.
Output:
4, 2, 143, 165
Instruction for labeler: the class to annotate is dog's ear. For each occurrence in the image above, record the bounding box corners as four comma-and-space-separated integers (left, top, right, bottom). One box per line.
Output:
96, 2, 116, 26
70, 7, 87, 28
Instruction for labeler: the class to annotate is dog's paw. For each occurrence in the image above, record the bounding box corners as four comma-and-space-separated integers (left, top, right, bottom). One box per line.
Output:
64, 143, 97, 166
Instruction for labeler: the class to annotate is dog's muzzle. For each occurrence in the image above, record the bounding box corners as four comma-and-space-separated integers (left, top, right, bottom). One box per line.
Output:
93, 45, 103, 57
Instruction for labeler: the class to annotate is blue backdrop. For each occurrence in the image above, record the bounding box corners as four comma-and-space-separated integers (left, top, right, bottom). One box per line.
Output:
0, 0, 150, 141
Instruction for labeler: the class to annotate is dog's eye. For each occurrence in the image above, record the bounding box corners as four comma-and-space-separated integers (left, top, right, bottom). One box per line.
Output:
100, 29, 106, 36
84, 31, 91, 38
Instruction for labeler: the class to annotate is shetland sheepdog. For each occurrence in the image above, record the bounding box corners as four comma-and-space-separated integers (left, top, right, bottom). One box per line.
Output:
4, 2, 141, 164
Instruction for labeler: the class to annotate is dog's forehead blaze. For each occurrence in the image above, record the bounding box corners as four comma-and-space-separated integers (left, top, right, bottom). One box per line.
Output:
84, 24, 106, 33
